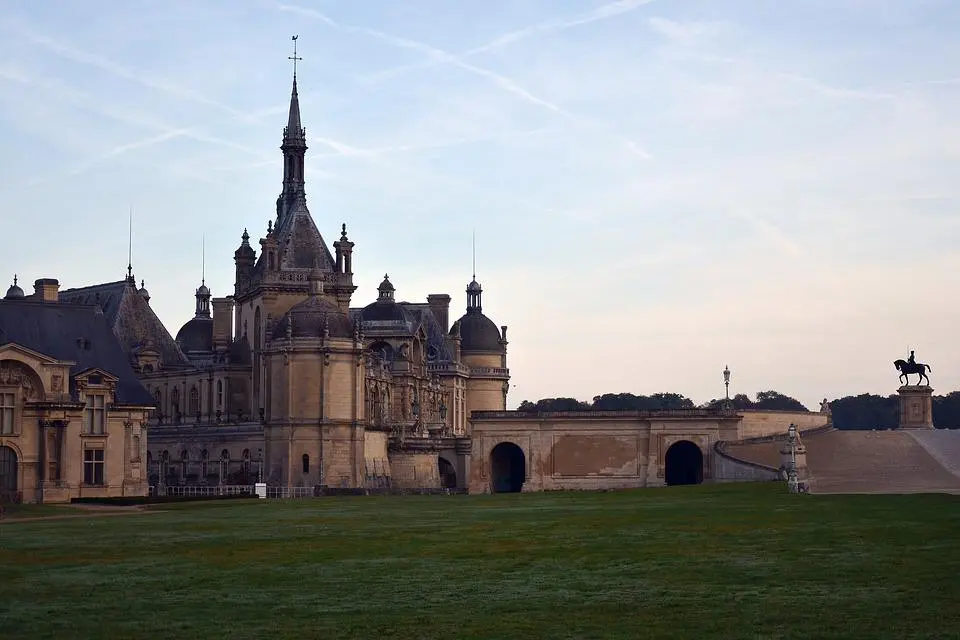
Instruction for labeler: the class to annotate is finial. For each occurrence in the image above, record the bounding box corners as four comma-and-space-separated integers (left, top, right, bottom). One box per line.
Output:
384, 273, 389, 280
13, 274, 17, 286
140, 279, 144, 288
127, 205, 133, 280
241, 228, 250, 244
289, 35, 302, 80
472, 229, 476, 280
201, 233, 206, 286
267, 220, 273, 234
341, 223, 348, 239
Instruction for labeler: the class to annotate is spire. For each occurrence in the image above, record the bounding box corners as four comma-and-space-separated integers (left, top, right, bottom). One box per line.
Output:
126, 206, 136, 285
466, 232, 482, 312
278, 36, 308, 230
195, 235, 210, 317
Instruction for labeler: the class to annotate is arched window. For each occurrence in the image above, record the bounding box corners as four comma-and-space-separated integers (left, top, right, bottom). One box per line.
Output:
188, 387, 199, 416
302, 454, 310, 474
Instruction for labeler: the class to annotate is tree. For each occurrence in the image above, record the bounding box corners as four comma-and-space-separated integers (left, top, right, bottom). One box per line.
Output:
754, 390, 809, 412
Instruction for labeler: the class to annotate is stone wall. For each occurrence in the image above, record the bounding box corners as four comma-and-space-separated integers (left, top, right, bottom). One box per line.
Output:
738, 410, 828, 439
468, 409, 741, 493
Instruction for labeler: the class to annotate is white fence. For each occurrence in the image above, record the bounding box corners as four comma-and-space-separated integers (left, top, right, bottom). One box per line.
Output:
149, 485, 254, 498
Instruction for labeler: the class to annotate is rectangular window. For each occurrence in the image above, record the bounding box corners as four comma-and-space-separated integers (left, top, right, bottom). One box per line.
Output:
84, 394, 105, 434
83, 449, 105, 486
0, 391, 14, 435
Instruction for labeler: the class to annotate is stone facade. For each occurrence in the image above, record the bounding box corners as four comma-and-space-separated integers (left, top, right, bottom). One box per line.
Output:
467, 409, 827, 493
0, 281, 153, 504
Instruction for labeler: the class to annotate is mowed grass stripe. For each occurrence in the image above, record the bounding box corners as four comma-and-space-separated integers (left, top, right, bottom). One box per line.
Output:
1, 483, 958, 639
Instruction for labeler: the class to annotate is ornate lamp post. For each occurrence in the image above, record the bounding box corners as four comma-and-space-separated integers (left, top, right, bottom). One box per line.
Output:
723, 365, 731, 409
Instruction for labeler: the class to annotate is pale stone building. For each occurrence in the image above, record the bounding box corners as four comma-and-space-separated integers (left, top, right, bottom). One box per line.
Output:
0, 278, 153, 504
51, 71, 510, 491
8, 64, 830, 497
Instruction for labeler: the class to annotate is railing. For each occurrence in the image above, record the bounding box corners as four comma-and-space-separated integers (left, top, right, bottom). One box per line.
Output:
473, 408, 740, 419
469, 366, 510, 377
149, 485, 254, 498
266, 486, 314, 499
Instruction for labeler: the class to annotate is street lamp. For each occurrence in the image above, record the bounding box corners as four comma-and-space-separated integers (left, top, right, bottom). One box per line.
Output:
723, 365, 731, 400
787, 423, 799, 493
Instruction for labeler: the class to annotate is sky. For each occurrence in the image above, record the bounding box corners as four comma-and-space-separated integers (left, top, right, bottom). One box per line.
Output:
1, 0, 958, 411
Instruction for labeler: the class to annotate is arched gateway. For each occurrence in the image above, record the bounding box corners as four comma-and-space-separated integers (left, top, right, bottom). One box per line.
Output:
490, 442, 525, 493
0, 446, 19, 503
664, 440, 703, 486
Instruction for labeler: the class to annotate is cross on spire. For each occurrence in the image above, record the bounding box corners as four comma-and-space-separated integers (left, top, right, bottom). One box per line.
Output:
289, 35, 302, 79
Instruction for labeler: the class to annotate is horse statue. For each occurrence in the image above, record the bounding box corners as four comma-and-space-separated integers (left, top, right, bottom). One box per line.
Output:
894, 358, 932, 386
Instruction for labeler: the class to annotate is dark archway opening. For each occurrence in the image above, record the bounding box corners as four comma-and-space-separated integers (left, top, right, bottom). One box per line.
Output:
437, 457, 457, 489
0, 446, 19, 504
490, 442, 525, 493
664, 440, 704, 486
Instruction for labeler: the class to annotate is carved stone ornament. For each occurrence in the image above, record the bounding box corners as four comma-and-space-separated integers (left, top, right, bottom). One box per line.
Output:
51, 374, 63, 393
0, 360, 43, 401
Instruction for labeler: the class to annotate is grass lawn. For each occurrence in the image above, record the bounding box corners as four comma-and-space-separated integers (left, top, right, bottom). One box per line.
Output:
1, 483, 958, 639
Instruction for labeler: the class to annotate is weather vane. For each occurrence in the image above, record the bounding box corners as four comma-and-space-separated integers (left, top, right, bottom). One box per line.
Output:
289, 35, 302, 78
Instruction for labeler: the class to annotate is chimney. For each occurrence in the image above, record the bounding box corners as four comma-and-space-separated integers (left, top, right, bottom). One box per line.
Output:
427, 294, 451, 333
212, 296, 235, 352
34, 278, 59, 303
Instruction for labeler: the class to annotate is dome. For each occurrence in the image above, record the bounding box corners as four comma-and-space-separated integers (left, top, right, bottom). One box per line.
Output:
452, 310, 503, 352
272, 296, 354, 340
138, 279, 150, 303
196, 283, 210, 297
362, 299, 408, 323
362, 274, 405, 322
176, 317, 213, 353
4, 276, 24, 300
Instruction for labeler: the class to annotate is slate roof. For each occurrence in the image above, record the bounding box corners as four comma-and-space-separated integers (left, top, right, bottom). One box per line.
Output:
349, 302, 454, 363
0, 299, 155, 405
59, 280, 191, 369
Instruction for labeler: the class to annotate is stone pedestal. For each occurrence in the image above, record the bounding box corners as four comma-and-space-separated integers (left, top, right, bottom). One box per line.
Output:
898, 386, 934, 429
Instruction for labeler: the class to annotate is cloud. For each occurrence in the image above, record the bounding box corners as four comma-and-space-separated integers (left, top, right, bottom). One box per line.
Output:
4, 20, 246, 119
278, 3, 652, 161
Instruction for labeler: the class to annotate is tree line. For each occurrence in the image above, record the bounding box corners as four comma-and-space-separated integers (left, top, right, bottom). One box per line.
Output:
516, 390, 960, 429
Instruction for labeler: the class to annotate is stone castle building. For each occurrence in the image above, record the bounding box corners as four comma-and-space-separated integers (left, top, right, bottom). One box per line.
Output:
1, 64, 830, 502
54, 71, 511, 492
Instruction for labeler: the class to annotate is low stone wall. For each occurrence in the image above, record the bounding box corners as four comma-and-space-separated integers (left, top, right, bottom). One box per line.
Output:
738, 410, 828, 440
713, 441, 780, 483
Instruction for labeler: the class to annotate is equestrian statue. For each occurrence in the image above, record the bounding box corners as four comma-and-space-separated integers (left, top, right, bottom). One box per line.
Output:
894, 350, 932, 386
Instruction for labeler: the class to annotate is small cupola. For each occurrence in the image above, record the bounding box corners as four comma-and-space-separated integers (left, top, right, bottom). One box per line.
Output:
378, 274, 395, 301
4, 275, 25, 300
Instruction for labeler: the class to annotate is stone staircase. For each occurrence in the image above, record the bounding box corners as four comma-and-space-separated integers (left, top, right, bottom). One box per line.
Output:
803, 429, 960, 494
906, 429, 960, 479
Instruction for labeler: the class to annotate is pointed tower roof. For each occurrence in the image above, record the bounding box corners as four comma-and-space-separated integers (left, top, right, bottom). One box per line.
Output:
285, 77, 303, 139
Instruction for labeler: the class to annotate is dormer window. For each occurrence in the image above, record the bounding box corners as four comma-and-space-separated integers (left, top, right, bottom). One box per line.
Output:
84, 394, 105, 435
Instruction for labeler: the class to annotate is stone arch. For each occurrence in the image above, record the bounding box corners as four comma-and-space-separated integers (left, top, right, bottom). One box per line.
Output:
0, 445, 19, 502
664, 440, 704, 486
437, 455, 457, 489
490, 441, 526, 493
0, 359, 44, 402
